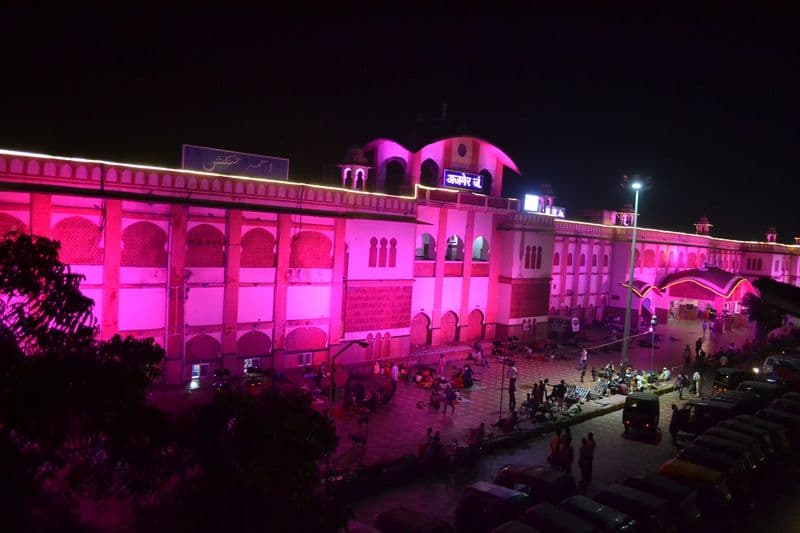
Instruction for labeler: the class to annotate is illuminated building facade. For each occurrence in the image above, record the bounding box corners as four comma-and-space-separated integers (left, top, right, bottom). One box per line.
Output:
0, 139, 798, 385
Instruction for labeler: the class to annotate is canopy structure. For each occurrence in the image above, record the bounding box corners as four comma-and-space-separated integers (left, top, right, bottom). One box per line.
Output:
658, 267, 752, 299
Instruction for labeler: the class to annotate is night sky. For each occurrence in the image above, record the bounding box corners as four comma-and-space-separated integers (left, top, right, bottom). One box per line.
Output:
2, 7, 797, 242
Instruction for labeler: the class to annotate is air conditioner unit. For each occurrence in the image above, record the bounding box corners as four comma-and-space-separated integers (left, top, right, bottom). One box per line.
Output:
297, 352, 313, 367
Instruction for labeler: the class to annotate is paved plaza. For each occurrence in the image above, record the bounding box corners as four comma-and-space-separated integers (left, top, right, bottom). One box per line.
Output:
311, 319, 753, 469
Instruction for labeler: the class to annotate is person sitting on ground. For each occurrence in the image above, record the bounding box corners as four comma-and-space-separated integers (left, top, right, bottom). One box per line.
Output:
660, 367, 671, 381
492, 410, 520, 432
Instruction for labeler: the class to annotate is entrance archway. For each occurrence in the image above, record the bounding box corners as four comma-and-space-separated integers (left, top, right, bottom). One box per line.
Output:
440, 311, 459, 344
465, 309, 485, 342
420, 159, 439, 188
384, 159, 406, 196
410, 313, 431, 346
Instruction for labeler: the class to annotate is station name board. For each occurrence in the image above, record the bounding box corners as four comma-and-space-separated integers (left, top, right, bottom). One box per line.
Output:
443, 169, 484, 192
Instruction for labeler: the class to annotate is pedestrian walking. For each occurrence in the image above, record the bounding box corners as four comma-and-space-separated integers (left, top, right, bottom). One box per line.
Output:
682, 344, 692, 368
508, 378, 517, 411
692, 370, 703, 397
437, 354, 446, 378
675, 373, 686, 399
702, 320, 708, 336
580, 348, 588, 366
548, 428, 562, 469
579, 437, 593, 488
559, 432, 574, 474
669, 404, 680, 444
587, 432, 596, 460
695, 337, 702, 357
508, 362, 518, 388
591, 367, 597, 382
555, 379, 567, 412
390, 361, 399, 395
580, 364, 586, 383
443, 383, 457, 414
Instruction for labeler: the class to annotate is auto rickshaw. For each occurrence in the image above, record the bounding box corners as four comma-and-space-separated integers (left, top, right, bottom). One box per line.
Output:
374, 507, 454, 533
455, 482, 530, 533
717, 418, 776, 456
591, 484, 675, 533
677, 445, 750, 497
521, 502, 596, 533
703, 426, 767, 465
494, 464, 576, 505
692, 434, 757, 472
735, 414, 790, 454
491, 520, 541, 533
735, 381, 784, 404
770, 397, 800, 415
712, 390, 766, 412
658, 458, 733, 514
623, 473, 701, 530
756, 408, 800, 447
673, 399, 739, 437
713, 368, 755, 395
560, 495, 639, 532
622, 392, 660, 432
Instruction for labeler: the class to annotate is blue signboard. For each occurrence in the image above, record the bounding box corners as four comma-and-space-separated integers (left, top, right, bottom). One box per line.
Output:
443, 169, 484, 192
182, 144, 289, 181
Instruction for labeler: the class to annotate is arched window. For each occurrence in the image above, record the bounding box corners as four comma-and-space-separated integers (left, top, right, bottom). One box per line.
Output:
53, 216, 103, 265
699, 253, 706, 268
343, 168, 352, 189
290, 231, 333, 268
384, 159, 406, 196
379, 237, 388, 267
355, 169, 364, 190
479, 169, 493, 195
603, 254, 609, 267
536, 246, 542, 269
420, 159, 439, 188
567, 253, 573, 267
553, 252, 560, 266
643, 249, 655, 267
186, 224, 225, 267
633, 249, 640, 268
592, 254, 598, 268
368, 237, 378, 267
525, 245, 531, 269
669, 251, 676, 267
241, 228, 276, 267
580, 254, 586, 267
472, 236, 489, 261
121, 221, 167, 267
388, 238, 397, 267
445, 235, 464, 261
679, 252, 685, 267
757, 258, 763, 270
416, 233, 436, 260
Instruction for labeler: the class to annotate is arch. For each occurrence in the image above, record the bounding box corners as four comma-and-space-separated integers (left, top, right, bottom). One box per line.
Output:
0, 213, 28, 237
465, 309, 485, 342
658, 250, 668, 267
355, 169, 365, 190
384, 159, 406, 196
419, 158, 439, 188
416, 233, 436, 260
372, 333, 382, 360
369, 237, 378, 267
236, 331, 272, 357
580, 253, 586, 267
121, 221, 167, 267
567, 253, 573, 267
699, 253, 706, 268
241, 228, 276, 267
388, 238, 397, 267
440, 311, 459, 344
478, 169, 493, 195
603, 254, 609, 267
553, 252, 560, 266
688, 252, 697, 268
679, 251, 685, 267
52, 216, 103, 265
643, 249, 655, 268
445, 235, 464, 261
536, 246, 542, 269
382, 332, 391, 358
669, 251, 676, 267
343, 167, 352, 189
379, 237, 388, 267
593, 254, 599, 268
185, 334, 220, 363
472, 236, 489, 261
633, 249, 640, 268
525, 245, 531, 269
285, 326, 327, 352
290, 231, 333, 268
186, 224, 225, 267
365, 333, 374, 359
410, 312, 431, 345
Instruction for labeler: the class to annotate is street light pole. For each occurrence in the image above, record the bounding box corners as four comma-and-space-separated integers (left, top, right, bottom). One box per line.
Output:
620, 181, 642, 370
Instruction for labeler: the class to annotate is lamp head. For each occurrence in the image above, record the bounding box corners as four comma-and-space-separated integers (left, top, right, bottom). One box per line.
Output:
631, 182, 643, 190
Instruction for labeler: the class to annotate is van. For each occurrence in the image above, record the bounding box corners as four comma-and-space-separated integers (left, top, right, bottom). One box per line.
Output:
560, 495, 639, 532
658, 458, 732, 513
713, 368, 754, 395
374, 507, 454, 533
455, 482, 530, 533
521, 502, 597, 533
623, 473, 701, 529
591, 484, 675, 532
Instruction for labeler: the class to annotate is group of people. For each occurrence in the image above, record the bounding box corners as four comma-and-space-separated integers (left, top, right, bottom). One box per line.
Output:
673, 370, 703, 399
549, 427, 597, 488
